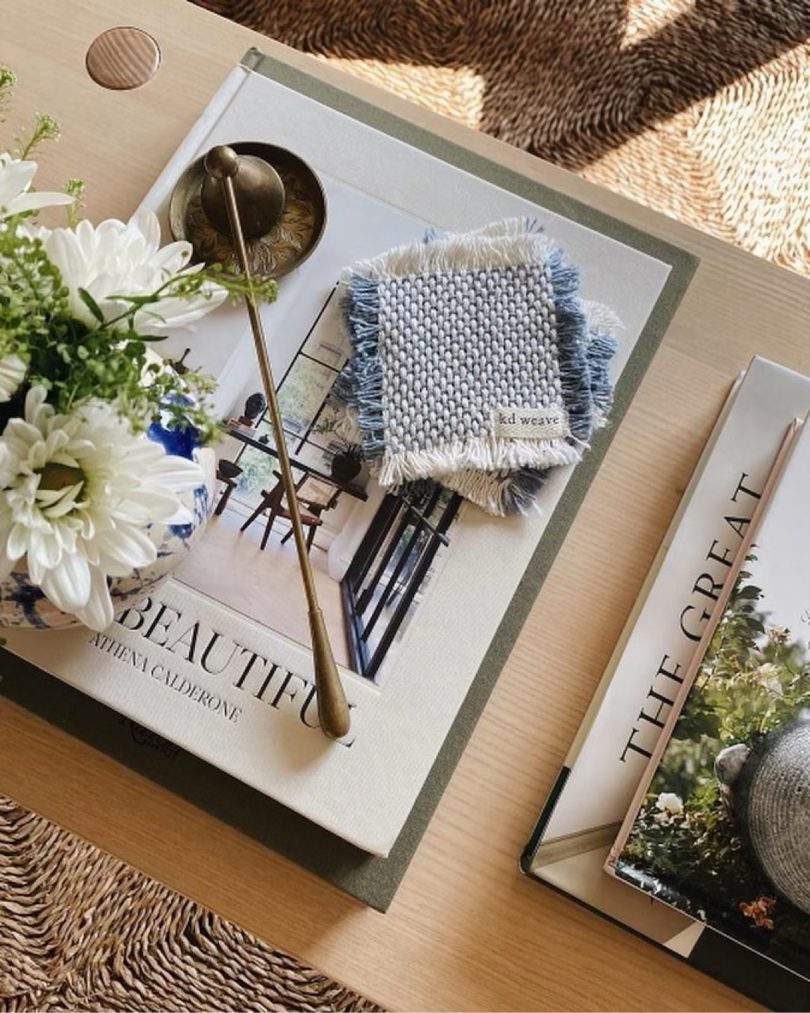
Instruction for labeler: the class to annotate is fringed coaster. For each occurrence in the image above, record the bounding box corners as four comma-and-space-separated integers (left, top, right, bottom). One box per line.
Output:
337, 219, 620, 516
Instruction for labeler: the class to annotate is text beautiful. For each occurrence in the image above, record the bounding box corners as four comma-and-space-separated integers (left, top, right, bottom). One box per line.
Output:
89, 597, 357, 746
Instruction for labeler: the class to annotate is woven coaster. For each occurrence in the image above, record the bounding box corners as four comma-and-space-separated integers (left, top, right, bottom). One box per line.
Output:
338, 219, 619, 515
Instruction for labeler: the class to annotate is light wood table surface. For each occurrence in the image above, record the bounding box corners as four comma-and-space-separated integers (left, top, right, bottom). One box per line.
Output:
2, 1, 808, 1009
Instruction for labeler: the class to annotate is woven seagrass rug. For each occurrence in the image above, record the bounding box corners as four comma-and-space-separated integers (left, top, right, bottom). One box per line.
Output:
197, 0, 810, 276
3, 2, 808, 1009
0, 797, 380, 1012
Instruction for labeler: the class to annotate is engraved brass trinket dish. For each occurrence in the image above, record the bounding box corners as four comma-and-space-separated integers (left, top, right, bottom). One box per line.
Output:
169, 141, 327, 277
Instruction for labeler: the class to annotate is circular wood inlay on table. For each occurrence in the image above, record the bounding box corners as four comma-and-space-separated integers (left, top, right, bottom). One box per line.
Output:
85, 27, 161, 90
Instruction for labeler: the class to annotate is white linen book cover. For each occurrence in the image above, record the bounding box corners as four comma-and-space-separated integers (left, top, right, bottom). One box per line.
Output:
525, 356, 810, 959
2, 60, 674, 856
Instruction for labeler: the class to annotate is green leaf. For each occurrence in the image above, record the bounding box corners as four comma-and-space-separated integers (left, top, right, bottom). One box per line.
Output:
77, 288, 104, 323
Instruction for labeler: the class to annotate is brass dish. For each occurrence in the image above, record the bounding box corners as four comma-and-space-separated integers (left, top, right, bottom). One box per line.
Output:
169, 141, 327, 277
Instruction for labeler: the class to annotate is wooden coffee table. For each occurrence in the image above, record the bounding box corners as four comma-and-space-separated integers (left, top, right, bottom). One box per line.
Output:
3, 1, 807, 1009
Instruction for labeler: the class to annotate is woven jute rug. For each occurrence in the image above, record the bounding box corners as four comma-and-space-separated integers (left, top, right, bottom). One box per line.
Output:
0, 796, 380, 1012
3, 2, 808, 1010
197, 0, 810, 276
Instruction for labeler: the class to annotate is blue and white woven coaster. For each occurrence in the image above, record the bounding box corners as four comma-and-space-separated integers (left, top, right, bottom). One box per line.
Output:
337, 219, 619, 516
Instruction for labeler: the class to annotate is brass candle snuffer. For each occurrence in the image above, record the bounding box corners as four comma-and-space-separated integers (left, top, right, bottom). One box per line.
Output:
202, 143, 350, 741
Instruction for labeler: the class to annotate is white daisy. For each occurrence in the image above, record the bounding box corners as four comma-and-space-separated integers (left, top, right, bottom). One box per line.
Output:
0, 153, 73, 220
0, 385, 203, 630
35, 210, 227, 333
0, 352, 27, 402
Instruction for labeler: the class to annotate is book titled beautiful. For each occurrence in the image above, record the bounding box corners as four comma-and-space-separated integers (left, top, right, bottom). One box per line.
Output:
0, 54, 679, 859
606, 412, 810, 983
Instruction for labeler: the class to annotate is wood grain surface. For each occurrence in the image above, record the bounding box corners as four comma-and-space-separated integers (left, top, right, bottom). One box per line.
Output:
85, 26, 160, 90
2, 1, 808, 1009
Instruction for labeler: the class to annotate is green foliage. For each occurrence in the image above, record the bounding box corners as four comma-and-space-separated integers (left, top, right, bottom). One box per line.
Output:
0, 66, 278, 447
0, 225, 63, 351
17, 111, 60, 159
201, 262, 278, 304
0, 224, 243, 443
0, 67, 16, 123
63, 178, 85, 227
623, 568, 810, 956
0, 68, 61, 163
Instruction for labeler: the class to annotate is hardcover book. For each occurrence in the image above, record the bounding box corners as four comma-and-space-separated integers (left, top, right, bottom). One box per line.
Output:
523, 356, 810, 1008
607, 412, 810, 987
0, 50, 696, 907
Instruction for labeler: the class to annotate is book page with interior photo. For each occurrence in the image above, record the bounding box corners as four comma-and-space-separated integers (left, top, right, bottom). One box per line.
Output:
1, 57, 678, 856
606, 414, 810, 984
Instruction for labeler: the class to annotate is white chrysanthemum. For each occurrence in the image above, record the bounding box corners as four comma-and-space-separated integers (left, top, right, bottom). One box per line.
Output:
0, 153, 73, 220
0, 353, 27, 402
0, 385, 203, 630
35, 210, 227, 333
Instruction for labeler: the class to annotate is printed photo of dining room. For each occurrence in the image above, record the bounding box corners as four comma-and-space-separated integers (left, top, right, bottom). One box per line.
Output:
171, 287, 461, 682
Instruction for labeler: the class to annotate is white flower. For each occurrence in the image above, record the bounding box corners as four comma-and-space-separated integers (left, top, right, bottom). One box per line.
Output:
655, 792, 684, 816
0, 353, 27, 402
768, 625, 790, 645
652, 791, 684, 825
752, 662, 783, 696
0, 385, 203, 630
0, 153, 73, 220
34, 211, 227, 333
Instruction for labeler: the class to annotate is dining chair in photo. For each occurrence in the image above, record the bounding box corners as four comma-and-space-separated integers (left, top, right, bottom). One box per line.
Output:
279, 476, 342, 551
214, 458, 244, 516
240, 472, 342, 553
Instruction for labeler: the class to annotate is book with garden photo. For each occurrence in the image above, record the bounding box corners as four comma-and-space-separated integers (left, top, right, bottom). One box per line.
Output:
607, 414, 810, 982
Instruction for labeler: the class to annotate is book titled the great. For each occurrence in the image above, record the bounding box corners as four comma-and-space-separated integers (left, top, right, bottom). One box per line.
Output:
525, 359, 810, 873
523, 356, 810, 1009
607, 413, 810, 984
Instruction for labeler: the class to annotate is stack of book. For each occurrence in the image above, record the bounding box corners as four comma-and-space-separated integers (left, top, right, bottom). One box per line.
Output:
0, 50, 696, 914
523, 356, 810, 1010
